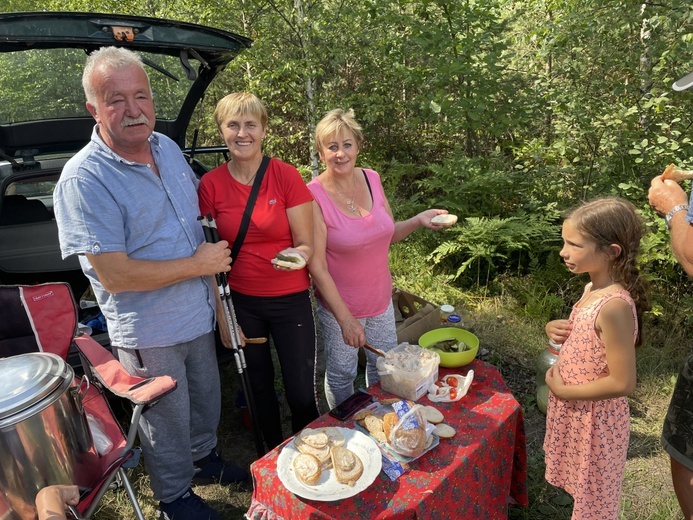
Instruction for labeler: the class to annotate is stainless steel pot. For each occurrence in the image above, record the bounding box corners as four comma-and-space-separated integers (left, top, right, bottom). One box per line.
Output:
0, 352, 99, 519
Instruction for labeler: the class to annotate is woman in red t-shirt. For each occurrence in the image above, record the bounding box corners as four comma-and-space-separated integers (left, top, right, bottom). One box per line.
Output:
199, 93, 319, 451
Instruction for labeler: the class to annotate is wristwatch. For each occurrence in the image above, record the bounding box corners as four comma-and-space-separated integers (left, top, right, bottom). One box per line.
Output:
665, 204, 689, 229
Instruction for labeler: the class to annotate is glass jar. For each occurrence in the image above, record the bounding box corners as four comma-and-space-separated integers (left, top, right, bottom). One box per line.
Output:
440, 305, 455, 324
536, 340, 561, 415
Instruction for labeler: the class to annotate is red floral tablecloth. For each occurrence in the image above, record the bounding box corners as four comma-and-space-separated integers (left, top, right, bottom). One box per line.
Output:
246, 360, 528, 519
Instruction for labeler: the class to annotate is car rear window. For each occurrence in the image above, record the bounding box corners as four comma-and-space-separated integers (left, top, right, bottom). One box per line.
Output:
0, 176, 57, 225
0, 48, 195, 124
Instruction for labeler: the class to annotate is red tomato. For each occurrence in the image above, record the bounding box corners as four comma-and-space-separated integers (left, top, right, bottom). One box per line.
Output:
449, 388, 458, 400
445, 376, 459, 387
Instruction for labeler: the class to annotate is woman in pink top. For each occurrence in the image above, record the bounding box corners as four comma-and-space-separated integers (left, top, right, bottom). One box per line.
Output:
307, 108, 449, 408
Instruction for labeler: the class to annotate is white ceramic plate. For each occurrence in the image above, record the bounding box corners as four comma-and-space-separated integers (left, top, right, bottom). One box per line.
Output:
277, 427, 382, 501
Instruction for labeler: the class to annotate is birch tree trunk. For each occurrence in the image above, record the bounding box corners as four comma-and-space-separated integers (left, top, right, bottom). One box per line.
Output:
294, 0, 320, 177
639, 2, 652, 131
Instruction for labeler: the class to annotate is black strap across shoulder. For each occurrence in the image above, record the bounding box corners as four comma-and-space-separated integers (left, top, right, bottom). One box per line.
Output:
231, 155, 271, 263
362, 168, 373, 200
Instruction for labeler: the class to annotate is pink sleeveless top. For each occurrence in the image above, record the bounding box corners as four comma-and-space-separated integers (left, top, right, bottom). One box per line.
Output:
307, 169, 395, 318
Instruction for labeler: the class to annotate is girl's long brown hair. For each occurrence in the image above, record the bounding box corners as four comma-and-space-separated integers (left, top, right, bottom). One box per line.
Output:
566, 197, 650, 346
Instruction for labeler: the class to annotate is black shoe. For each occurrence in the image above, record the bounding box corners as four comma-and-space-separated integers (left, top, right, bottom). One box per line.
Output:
193, 448, 248, 485
159, 488, 220, 520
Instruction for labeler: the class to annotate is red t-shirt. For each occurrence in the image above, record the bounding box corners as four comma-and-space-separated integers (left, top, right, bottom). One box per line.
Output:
198, 158, 313, 297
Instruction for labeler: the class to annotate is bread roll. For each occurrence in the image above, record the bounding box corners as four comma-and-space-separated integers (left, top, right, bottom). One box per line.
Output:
391, 426, 427, 457
330, 446, 363, 486
273, 252, 306, 269
383, 412, 399, 442
293, 452, 321, 486
431, 214, 458, 226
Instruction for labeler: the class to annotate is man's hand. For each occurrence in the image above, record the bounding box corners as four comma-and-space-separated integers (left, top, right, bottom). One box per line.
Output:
649, 176, 688, 215
193, 240, 232, 276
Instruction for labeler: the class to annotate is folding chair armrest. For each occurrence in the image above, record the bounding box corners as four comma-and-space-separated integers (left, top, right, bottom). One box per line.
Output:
73, 335, 177, 405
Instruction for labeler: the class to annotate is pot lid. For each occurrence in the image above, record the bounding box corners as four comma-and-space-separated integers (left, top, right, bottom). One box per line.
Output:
0, 352, 73, 422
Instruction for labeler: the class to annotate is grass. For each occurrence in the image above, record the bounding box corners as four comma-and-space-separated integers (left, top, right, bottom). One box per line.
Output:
92, 241, 686, 519
465, 298, 682, 520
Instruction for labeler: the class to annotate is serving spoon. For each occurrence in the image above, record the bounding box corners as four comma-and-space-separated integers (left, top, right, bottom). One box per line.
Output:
363, 342, 386, 357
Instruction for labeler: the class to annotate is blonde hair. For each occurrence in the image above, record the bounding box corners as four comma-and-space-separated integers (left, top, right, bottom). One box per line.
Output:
82, 47, 149, 106
566, 197, 650, 346
314, 108, 363, 155
214, 92, 267, 129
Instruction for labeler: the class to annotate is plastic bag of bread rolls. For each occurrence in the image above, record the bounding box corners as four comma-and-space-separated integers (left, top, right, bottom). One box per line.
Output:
388, 401, 428, 458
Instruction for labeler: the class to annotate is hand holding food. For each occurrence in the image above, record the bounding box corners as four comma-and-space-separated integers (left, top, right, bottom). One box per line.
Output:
661, 163, 693, 182
272, 250, 307, 270
430, 213, 458, 227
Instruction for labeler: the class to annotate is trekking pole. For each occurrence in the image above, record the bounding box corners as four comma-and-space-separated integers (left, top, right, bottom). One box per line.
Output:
199, 214, 266, 457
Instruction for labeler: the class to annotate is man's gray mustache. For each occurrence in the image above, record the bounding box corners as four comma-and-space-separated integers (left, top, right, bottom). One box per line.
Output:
122, 115, 150, 127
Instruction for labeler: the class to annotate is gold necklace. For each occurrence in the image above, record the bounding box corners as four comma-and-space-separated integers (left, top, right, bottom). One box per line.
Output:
332, 177, 358, 214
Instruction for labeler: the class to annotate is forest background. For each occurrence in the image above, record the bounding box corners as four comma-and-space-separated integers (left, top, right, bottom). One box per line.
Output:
5, 0, 693, 518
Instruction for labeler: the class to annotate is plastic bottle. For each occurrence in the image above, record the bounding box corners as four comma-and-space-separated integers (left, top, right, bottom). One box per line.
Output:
440, 305, 455, 324
536, 340, 562, 414
447, 314, 463, 328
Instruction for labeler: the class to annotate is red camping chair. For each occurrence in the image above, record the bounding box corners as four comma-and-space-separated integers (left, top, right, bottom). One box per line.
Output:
0, 283, 177, 519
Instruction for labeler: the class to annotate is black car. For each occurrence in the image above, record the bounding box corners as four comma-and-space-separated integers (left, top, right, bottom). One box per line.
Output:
0, 12, 251, 364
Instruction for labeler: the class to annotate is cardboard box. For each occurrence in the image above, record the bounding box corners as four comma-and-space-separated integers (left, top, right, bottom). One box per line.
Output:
392, 289, 441, 345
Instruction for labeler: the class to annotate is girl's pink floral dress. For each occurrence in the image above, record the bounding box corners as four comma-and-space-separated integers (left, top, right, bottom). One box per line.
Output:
544, 286, 637, 520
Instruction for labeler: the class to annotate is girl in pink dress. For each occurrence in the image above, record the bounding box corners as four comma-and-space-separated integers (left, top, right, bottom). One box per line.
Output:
543, 197, 649, 520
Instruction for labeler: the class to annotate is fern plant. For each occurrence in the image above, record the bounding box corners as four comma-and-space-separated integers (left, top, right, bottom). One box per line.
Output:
428, 212, 559, 292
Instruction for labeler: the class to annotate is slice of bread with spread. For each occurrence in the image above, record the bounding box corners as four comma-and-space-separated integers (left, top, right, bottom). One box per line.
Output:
293, 452, 322, 486
295, 442, 332, 469
320, 426, 346, 447
330, 446, 363, 487
296, 428, 329, 449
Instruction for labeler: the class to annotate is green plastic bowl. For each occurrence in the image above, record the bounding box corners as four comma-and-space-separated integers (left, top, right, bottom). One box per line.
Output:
418, 328, 480, 368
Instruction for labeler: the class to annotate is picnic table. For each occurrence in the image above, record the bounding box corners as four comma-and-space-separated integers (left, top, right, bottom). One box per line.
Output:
247, 359, 528, 519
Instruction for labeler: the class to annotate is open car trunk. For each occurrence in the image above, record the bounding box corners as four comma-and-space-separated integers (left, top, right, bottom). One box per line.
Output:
0, 12, 251, 365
